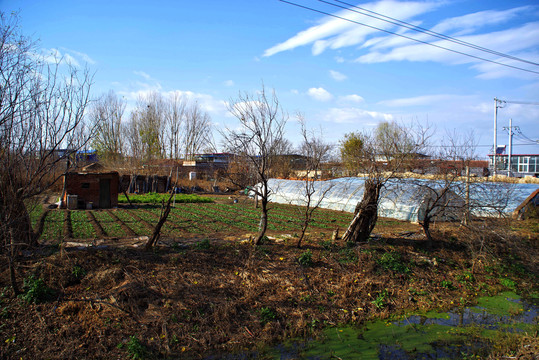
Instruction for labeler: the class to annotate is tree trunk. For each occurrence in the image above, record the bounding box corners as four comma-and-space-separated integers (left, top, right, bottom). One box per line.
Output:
342, 180, 382, 243
145, 192, 174, 250
420, 216, 433, 249
254, 198, 268, 245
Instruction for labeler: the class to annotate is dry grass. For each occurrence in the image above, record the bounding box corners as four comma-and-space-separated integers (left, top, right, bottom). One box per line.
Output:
1, 218, 537, 359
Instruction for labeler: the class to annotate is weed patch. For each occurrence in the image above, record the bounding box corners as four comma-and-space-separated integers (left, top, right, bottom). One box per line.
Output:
19, 275, 54, 304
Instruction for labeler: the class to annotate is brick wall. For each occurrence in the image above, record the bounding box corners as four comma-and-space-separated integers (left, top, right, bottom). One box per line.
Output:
63, 172, 119, 208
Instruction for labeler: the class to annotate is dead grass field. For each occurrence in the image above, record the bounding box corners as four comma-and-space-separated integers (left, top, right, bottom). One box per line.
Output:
1, 195, 538, 359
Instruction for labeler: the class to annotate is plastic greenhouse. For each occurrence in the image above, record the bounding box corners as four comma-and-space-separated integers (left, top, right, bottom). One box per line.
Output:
261, 178, 539, 222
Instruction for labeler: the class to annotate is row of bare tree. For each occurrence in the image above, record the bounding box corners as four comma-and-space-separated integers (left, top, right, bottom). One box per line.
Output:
89, 90, 214, 166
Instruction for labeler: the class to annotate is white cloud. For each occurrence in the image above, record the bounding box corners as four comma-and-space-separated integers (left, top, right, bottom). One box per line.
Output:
322, 107, 393, 124
40, 48, 95, 67
339, 94, 365, 104
379, 94, 463, 107
223, 80, 235, 87
307, 87, 333, 102
330, 70, 347, 81
431, 6, 532, 35
60, 47, 96, 64
264, 1, 539, 79
263, 0, 439, 57
133, 71, 152, 80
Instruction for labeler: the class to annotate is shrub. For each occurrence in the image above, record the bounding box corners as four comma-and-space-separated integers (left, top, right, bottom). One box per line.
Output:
258, 307, 277, 325
19, 275, 54, 304
298, 249, 313, 267
126, 335, 147, 360
195, 238, 211, 250
371, 289, 388, 309
377, 252, 410, 274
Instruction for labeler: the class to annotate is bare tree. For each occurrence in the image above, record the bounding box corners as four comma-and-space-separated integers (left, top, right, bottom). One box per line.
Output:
223, 85, 288, 245
409, 131, 476, 248
129, 91, 166, 163
0, 12, 93, 293
183, 100, 213, 160
296, 115, 333, 248
165, 91, 187, 159
89, 90, 125, 164
341, 121, 429, 243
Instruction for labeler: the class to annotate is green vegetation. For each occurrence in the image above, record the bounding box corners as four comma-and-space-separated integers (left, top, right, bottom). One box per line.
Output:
195, 238, 211, 250
92, 211, 126, 237
258, 307, 277, 325
19, 275, 54, 304
70, 211, 96, 239
298, 249, 313, 267
40, 210, 64, 241
376, 251, 411, 274
118, 192, 213, 204
126, 335, 147, 360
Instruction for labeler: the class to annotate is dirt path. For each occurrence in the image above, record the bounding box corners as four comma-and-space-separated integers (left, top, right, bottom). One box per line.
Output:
87, 211, 107, 238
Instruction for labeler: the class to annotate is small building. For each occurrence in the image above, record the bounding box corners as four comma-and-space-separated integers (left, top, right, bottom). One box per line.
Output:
62, 164, 119, 209
488, 153, 539, 177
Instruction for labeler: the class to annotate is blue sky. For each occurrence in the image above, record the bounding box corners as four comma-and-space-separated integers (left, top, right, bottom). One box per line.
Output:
2, 0, 539, 157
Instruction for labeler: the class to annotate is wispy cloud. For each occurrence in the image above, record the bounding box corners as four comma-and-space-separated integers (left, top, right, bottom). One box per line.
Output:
431, 6, 532, 35
378, 94, 467, 107
263, 0, 439, 57
223, 80, 235, 87
322, 107, 393, 124
307, 87, 333, 101
133, 70, 152, 80
60, 47, 96, 64
339, 94, 365, 104
329, 69, 347, 81
265, 1, 539, 78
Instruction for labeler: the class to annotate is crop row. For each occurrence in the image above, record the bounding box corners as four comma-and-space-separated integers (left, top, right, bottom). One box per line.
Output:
36, 201, 354, 241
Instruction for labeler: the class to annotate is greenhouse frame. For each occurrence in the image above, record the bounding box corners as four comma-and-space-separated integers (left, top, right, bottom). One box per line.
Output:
262, 178, 539, 222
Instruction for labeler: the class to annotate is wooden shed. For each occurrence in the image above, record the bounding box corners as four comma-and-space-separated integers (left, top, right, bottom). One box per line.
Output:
62, 164, 119, 209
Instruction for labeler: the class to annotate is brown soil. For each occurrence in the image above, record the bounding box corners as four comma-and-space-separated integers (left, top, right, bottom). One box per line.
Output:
1, 216, 537, 359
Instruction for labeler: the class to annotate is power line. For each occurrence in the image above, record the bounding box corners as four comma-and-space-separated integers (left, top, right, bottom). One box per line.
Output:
325, 0, 539, 68
279, 0, 539, 75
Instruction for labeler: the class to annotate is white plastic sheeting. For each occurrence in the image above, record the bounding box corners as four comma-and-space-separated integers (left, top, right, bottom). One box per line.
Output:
263, 178, 539, 222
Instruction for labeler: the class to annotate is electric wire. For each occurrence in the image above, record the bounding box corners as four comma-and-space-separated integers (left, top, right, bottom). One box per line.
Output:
326, 0, 539, 67
279, 0, 539, 75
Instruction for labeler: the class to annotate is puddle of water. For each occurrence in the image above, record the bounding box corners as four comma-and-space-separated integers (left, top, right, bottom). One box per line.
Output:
275, 292, 538, 360
203, 292, 538, 359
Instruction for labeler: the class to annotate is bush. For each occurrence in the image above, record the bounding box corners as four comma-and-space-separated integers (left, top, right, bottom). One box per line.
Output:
258, 307, 277, 325
126, 335, 147, 360
195, 238, 211, 250
298, 249, 313, 267
377, 252, 410, 274
19, 275, 54, 304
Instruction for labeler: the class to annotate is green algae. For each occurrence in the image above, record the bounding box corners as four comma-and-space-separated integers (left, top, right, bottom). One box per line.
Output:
286, 291, 538, 360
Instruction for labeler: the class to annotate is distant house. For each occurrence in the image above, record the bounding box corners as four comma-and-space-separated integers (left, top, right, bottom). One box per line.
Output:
62, 163, 119, 209
182, 153, 235, 179
488, 154, 539, 177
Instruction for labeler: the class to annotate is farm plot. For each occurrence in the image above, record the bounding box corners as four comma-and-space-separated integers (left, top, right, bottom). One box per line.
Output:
270, 204, 353, 230
91, 210, 127, 238
70, 211, 96, 239
111, 209, 149, 236
40, 210, 64, 241
37, 201, 358, 241
131, 207, 185, 237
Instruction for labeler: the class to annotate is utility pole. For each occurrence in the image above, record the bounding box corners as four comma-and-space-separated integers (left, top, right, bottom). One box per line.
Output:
503, 118, 519, 177
493, 98, 506, 177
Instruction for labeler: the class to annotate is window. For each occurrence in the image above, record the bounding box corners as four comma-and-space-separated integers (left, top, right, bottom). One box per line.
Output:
529, 156, 537, 173
518, 156, 529, 173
